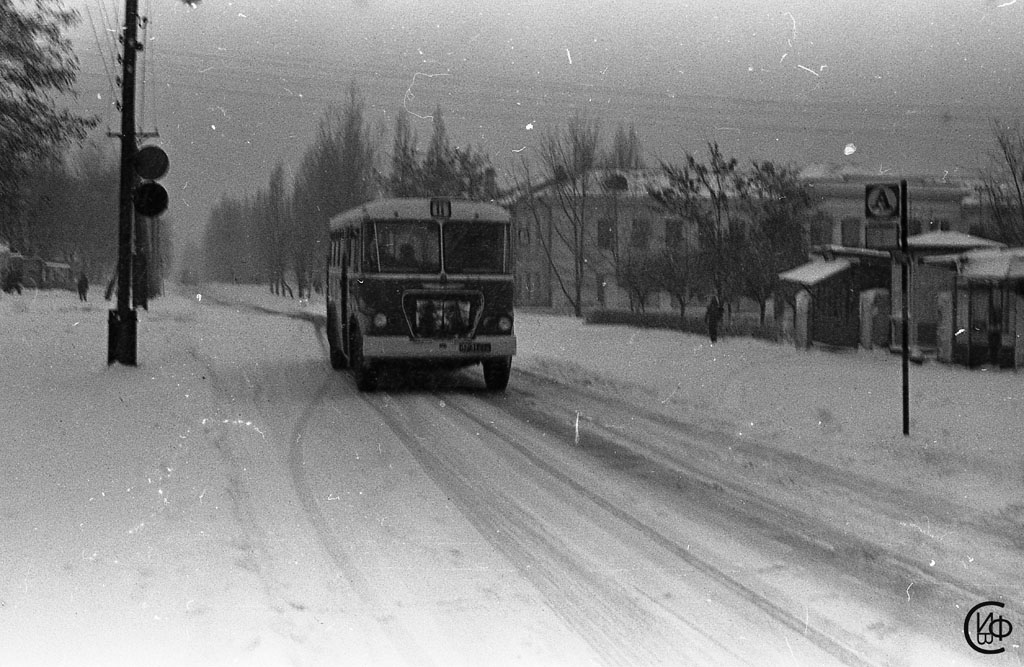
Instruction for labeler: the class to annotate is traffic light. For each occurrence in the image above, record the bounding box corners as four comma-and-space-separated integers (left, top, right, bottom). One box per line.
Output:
133, 181, 168, 217
133, 145, 169, 217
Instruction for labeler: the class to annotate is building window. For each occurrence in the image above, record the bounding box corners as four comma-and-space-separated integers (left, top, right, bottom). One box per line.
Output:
518, 227, 531, 246
629, 218, 651, 249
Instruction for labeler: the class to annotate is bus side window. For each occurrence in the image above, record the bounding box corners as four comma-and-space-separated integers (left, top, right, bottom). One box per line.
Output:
349, 231, 361, 273
363, 223, 378, 272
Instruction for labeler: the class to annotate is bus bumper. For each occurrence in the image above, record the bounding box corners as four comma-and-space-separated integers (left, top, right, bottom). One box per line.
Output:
362, 335, 516, 361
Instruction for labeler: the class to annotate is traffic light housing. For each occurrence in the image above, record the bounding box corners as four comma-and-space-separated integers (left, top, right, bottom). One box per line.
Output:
133, 181, 168, 217
133, 145, 169, 217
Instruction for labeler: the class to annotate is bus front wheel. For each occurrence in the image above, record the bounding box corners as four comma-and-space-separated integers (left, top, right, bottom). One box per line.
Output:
482, 357, 511, 391
350, 327, 378, 392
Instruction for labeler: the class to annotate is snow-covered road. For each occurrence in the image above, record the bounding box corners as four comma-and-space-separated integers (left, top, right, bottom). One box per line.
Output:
2, 285, 1018, 666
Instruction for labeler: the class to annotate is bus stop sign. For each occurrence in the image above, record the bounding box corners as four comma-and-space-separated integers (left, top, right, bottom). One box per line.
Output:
865, 183, 901, 219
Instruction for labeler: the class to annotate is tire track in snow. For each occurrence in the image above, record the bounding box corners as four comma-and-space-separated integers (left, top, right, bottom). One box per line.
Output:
355, 389, 830, 666
437, 391, 882, 667
508, 369, 1016, 605
285, 375, 437, 667
470, 370, 1009, 663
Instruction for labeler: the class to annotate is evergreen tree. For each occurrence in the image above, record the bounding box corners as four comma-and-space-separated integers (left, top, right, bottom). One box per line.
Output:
386, 105, 494, 199
389, 111, 420, 197
603, 122, 645, 171
421, 105, 458, 195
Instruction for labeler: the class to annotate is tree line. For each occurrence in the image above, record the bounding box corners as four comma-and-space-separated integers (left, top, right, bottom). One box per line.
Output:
201, 85, 497, 295
1, 1, 105, 278
1, 1, 177, 287
9, 1, 1024, 308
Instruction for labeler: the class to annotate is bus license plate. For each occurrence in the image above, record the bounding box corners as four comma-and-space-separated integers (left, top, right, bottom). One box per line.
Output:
458, 342, 491, 353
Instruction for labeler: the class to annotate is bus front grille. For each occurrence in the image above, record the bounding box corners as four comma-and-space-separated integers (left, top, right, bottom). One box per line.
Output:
403, 291, 482, 339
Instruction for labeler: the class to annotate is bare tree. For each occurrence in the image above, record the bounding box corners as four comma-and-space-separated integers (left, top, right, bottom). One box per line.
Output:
656, 233, 695, 321
618, 250, 660, 313
649, 142, 747, 305
979, 119, 1024, 245
739, 161, 813, 324
287, 83, 379, 295
520, 109, 601, 317
11, 141, 118, 277
259, 163, 293, 296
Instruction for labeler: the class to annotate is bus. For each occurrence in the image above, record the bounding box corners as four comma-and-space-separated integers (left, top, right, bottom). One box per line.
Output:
325, 197, 516, 391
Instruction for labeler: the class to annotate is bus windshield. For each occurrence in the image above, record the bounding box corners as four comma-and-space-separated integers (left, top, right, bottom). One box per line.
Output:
365, 220, 440, 273
443, 222, 509, 274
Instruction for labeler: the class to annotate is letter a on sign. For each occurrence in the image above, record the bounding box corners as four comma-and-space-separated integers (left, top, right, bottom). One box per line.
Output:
865, 183, 901, 219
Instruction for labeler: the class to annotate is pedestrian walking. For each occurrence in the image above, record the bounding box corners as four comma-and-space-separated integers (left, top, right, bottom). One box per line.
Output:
705, 295, 723, 343
77, 272, 89, 301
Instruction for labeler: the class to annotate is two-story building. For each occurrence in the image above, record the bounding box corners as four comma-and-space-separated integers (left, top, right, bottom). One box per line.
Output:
508, 169, 692, 312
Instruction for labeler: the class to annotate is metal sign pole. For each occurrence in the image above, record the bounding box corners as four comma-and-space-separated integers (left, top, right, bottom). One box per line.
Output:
900, 179, 910, 436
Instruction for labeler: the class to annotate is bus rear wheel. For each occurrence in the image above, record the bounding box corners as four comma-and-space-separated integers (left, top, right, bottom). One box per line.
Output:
482, 357, 511, 391
350, 327, 378, 392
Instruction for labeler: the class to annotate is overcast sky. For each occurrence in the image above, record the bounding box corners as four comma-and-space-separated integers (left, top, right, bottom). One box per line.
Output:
63, 0, 1024, 248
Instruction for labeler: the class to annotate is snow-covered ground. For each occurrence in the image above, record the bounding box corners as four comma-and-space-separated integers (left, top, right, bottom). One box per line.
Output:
2, 283, 1020, 665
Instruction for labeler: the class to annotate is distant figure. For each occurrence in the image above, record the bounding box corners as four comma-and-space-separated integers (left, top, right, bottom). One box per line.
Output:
104, 276, 116, 301
77, 272, 89, 301
705, 295, 723, 343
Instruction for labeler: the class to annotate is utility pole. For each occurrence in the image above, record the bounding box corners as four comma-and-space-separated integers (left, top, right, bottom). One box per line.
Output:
108, 0, 141, 365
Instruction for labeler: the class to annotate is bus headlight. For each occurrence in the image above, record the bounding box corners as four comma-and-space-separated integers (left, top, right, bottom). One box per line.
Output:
497, 315, 513, 332
373, 312, 388, 329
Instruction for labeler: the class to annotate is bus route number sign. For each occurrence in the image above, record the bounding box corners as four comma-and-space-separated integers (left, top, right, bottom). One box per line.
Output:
430, 198, 452, 219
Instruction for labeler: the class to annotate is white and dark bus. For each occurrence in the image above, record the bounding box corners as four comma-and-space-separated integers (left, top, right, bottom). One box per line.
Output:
325, 197, 516, 391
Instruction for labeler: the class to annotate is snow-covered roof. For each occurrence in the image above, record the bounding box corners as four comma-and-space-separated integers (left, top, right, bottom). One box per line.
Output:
956, 248, 1024, 281
778, 258, 852, 286
921, 246, 1024, 281
811, 244, 890, 261
963, 253, 1024, 280
906, 231, 1004, 250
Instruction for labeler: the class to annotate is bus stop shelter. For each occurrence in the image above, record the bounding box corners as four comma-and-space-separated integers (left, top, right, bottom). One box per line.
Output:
925, 247, 1024, 368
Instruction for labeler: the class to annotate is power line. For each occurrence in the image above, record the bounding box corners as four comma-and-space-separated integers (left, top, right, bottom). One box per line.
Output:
83, 4, 118, 128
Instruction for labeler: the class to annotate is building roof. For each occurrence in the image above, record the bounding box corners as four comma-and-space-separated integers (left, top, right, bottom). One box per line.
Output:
961, 249, 1024, 281
922, 246, 1024, 281
811, 244, 891, 261
906, 231, 1004, 251
779, 258, 853, 286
